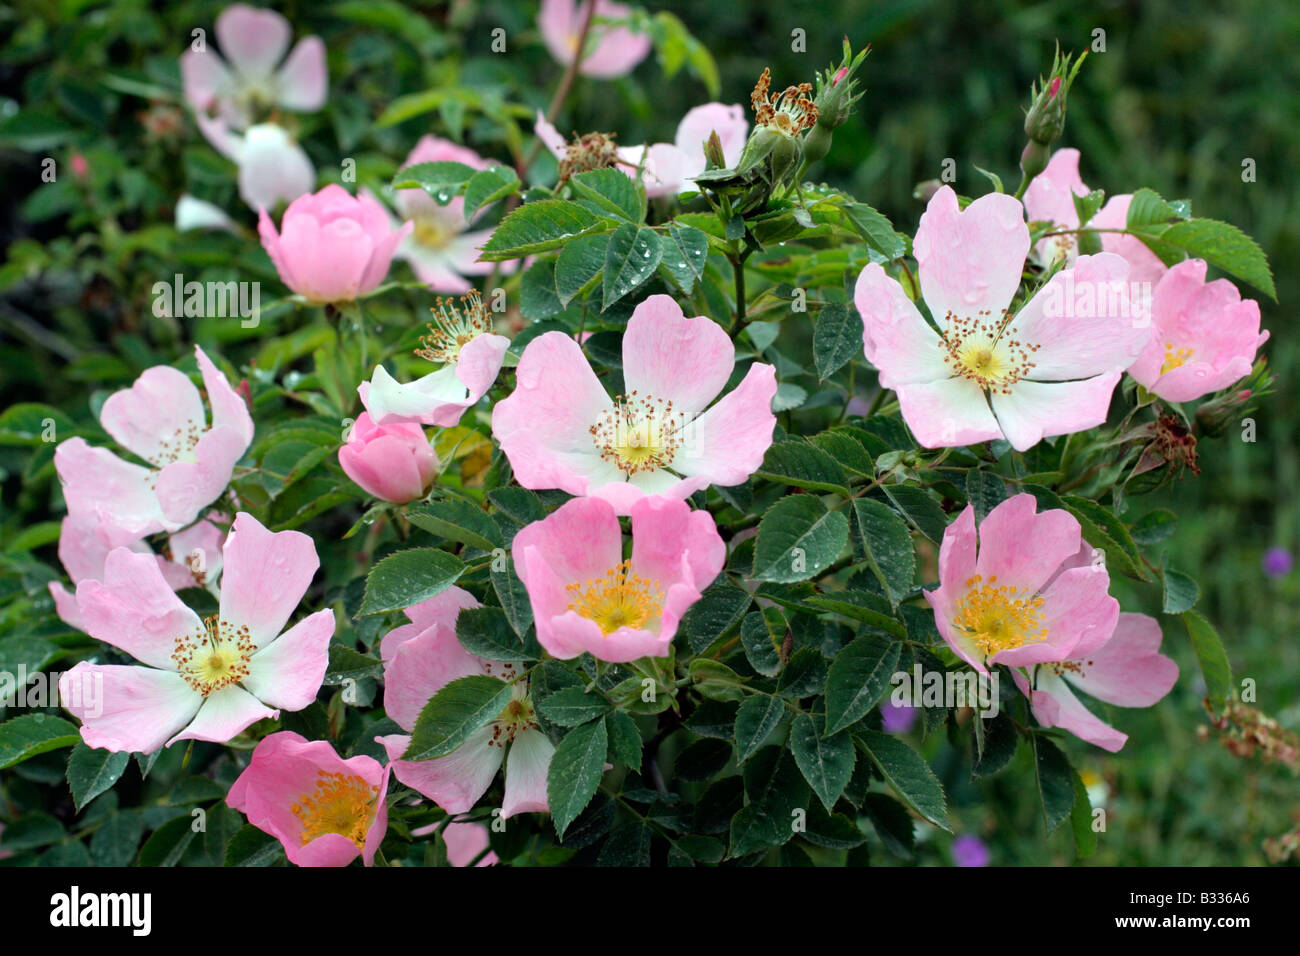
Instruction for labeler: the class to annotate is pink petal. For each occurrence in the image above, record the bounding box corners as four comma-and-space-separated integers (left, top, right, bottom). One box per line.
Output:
180, 48, 232, 113
1092, 195, 1169, 287
215, 3, 291, 77
914, 186, 1027, 331
622, 295, 735, 418
54, 438, 169, 536
502, 728, 554, 817
1022, 147, 1087, 261
854, 262, 949, 385
893, 376, 1003, 448
990, 374, 1121, 452
168, 684, 277, 745
629, 495, 724, 593
99, 365, 204, 465
379, 586, 481, 660
154, 424, 249, 527
997, 565, 1117, 667
219, 512, 319, 647
378, 727, 502, 814
1019, 669, 1128, 752
243, 608, 335, 710
675, 102, 748, 174
443, 822, 497, 867
60, 662, 201, 753
75, 548, 202, 669
491, 331, 615, 496
382, 621, 486, 732
1064, 612, 1178, 707
674, 361, 777, 486
273, 37, 327, 111
973, 494, 1080, 594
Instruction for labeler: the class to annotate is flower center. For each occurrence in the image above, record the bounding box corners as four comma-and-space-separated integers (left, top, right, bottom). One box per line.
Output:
952, 574, 1048, 658
412, 215, 456, 251
589, 392, 686, 476
415, 290, 493, 365
751, 67, 817, 134
489, 682, 538, 748
567, 559, 664, 635
171, 615, 255, 696
290, 770, 378, 849
939, 311, 1039, 393
151, 423, 204, 467
1160, 343, 1194, 374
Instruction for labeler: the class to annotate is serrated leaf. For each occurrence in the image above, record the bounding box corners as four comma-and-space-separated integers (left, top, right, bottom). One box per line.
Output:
1033, 735, 1074, 833
756, 440, 850, 495
456, 605, 539, 661
537, 687, 610, 727
852, 499, 916, 607
681, 579, 751, 654
856, 730, 950, 830
359, 548, 464, 615
751, 495, 849, 583
965, 470, 1006, 521
842, 203, 906, 259
405, 499, 503, 551
554, 231, 610, 306
67, 743, 130, 811
548, 717, 608, 838
1183, 610, 1231, 705
806, 590, 906, 638
790, 713, 855, 810
740, 607, 787, 677
480, 199, 604, 260
462, 165, 519, 220
602, 223, 662, 310
0, 713, 80, 769
392, 160, 478, 199
606, 711, 642, 771
825, 634, 902, 734
403, 675, 512, 761
813, 303, 863, 381
734, 694, 786, 762
1160, 218, 1275, 300
668, 221, 709, 279
1162, 567, 1199, 614
569, 168, 644, 222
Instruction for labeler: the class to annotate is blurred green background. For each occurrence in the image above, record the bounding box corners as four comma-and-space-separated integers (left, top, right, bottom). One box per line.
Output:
1, 0, 1296, 864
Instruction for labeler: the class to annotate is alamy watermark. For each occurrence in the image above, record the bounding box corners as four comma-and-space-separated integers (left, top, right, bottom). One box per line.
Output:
890, 663, 999, 718
152, 273, 261, 328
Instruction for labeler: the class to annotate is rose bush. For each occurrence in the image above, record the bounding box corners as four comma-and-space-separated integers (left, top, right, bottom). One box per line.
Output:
0, 2, 1286, 869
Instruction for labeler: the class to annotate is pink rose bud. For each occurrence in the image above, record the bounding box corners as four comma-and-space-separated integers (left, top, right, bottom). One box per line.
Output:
258, 185, 412, 303
339, 412, 437, 503
833, 67, 848, 85
1048, 76, 1062, 99
70, 153, 89, 178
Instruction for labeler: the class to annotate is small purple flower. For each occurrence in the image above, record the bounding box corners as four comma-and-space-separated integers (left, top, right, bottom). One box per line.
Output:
881, 700, 918, 734
1263, 547, 1293, 579
951, 834, 990, 867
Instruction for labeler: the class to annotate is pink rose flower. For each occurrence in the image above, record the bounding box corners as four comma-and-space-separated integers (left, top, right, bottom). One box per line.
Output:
384, 136, 517, 294
442, 821, 498, 867
54, 345, 254, 536
338, 412, 437, 503
375, 587, 554, 818
359, 290, 510, 429
1126, 258, 1268, 403
258, 185, 412, 303
180, 3, 326, 131
493, 294, 777, 514
1023, 147, 1167, 284
538, 0, 651, 79
227, 731, 389, 867
60, 512, 334, 753
195, 120, 315, 212
48, 513, 226, 632
1011, 612, 1178, 752
855, 185, 1152, 451
513, 495, 725, 662
925, 494, 1120, 675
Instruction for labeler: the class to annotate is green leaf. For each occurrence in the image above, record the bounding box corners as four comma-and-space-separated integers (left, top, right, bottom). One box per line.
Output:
456, 605, 539, 662
856, 730, 950, 830
842, 203, 906, 259
1162, 567, 1199, 614
882, 485, 949, 542
403, 675, 512, 761
751, 495, 849, 583
405, 499, 503, 551
741, 607, 787, 677
1072, 188, 1106, 227
965, 469, 1006, 521
1070, 770, 1098, 860
223, 824, 284, 866
67, 743, 130, 811
602, 223, 662, 310
1062, 495, 1148, 582
537, 687, 610, 727
806, 590, 906, 638
0, 402, 75, 447
605, 711, 642, 771
1183, 610, 1232, 705
359, 547, 464, 615
89, 811, 143, 867
825, 634, 902, 735
756, 440, 850, 495
862, 793, 915, 858
1125, 187, 1182, 230
392, 160, 478, 199
972, 712, 1020, 777
1032, 735, 1074, 833
480, 200, 604, 260
569, 168, 644, 222
491, 559, 535, 638
137, 815, 196, 867
776, 647, 828, 699
1131, 509, 1177, 545
681, 580, 751, 653
689, 659, 749, 702
520, 259, 565, 320
852, 499, 916, 607
790, 713, 855, 811
548, 717, 609, 839
728, 746, 809, 857
462, 165, 520, 220
325, 643, 382, 683
1159, 218, 1276, 300
668, 221, 710, 279
650, 11, 720, 96
554, 231, 610, 306
813, 303, 864, 381
0, 713, 80, 769
734, 694, 786, 762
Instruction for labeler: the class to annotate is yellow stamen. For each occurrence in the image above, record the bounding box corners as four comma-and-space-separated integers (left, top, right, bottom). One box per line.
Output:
415, 290, 493, 365
589, 391, 686, 476
1161, 343, 1194, 374
567, 560, 664, 635
290, 770, 378, 849
952, 573, 1048, 658
171, 615, 255, 696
